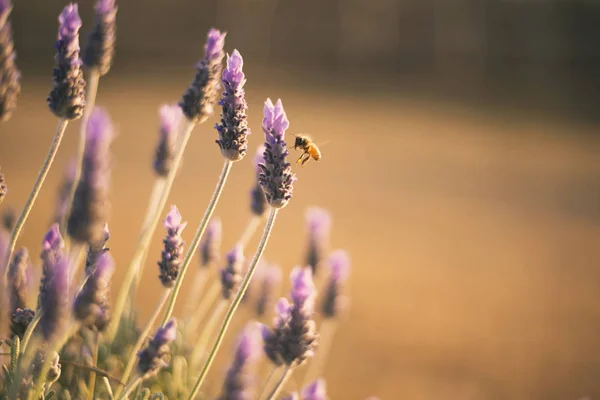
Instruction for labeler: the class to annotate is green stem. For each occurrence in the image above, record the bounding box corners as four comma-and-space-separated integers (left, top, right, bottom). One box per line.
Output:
3, 118, 69, 279
183, 268, 210, 318
61, 69, 100, 240
108, 118, 197, 341
116, 376, 142, 400
87, 331, 100, 400
114, 290, 171, 399
20, 311, 41, 354
264, 364, 293, 400
184, 280, 220, 340
187, 207, 279, 399
257, 365, 280, 400
160, 159, 233, 327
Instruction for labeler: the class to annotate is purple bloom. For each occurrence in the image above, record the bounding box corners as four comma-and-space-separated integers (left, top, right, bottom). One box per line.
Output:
258, 98, 296, 209
154, 104, 183, 177
250, 145, 267, 217
85, 222, 110, 275
73, 250, 114, 331
220, 245, 245, 300
256, 264, 282, 317
0, 169, 6, 204
263, 267, 318, 366
7, 246, 28, 313
180, 28, 226, 122
218, 323, 262, 400
0, 0, 20, 122
304, 207, 331, 275
215, 50, 250, 161
83, 0, 117, 76
302, 379, 327, 400
67, 107, 114, 245
37, 225, 68, 340
158, 206, 187, 288
53, 159, 77, 225
199, 217, 222, 268
10, 307, 35, 339
137, 319, 177, 378
321, 250, 350, 318
48, 3, 86, 120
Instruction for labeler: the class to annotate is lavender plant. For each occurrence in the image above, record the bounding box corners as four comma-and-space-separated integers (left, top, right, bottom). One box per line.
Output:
0, 5, 380, 399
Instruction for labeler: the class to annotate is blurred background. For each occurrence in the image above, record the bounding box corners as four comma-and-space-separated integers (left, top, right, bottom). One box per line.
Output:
3, 0, 600, 398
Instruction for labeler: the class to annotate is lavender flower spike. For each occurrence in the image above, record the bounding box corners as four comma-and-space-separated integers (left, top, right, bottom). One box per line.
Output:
7, 247, 29, 313
322, 250, 350, 318
263, 266, 318, 366
215, 50, 251, 161
256, 264, 282, 317
83, 0, 117, 76
218, 323, 262, 400
85, 222, 110, 275
304, 207, 331, 275
199, 217, 222, 267
0, 0, 21, 122
0, 168, 6, 204
250, 145, 267, 217
154, 104, 183, 177
220, 245, 245, 299
48, 3, 86, 120
67, 107, 114, 245
259, 98, 297, 209
11, 307, 35, 339
38, 225, 68, 340
137, 319, 177, 379
180, 28, 226, 122
158, 205, 187, 288
74, 250, 114, 331
302, 379, 327, 400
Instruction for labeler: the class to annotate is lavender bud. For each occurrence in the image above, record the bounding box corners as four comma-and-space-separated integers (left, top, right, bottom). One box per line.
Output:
73, 251, 114, 331
199, 217, 221, 267
180, 29, 226, 122
0, 0, 20, 122
258, 98, 296, 209
38, 225, 68, 340
47, 4, 86, 120
304, 207, 331, 275
83, 0, 117, 76
218, 323, 262, 400
256, 264, 282, 317
302, 379, 327, 400
250, 145, 267, 217
263, 267, 318, 366
85, 222, 110, 275
158, 206, 187, 288
7, 247, 28, 312
67, 107, 113, 245
220, 245, 244, 300
322, 250, 350, 318
215, 50, 250, 161
154, 104, 183, 177
10, 307, 35, 339
2, 206, 15, 230
137, 319, 177, 379
53, 159, 76, 225
0, 168, 6, 204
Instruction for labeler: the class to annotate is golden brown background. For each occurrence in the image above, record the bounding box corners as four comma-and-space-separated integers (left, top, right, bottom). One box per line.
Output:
2, 0, 600, 399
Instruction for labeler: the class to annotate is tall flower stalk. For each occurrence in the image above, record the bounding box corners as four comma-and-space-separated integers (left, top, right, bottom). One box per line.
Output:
63, 0, 117, 238
0, 0, 21, 123
108, 29, 226, 340
187, 98, 296, 399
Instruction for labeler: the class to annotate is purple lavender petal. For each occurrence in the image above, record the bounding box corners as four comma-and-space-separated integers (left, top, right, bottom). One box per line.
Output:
67, 107, 114, 245
38, 241, 69, 340
215, 50, 251, 161
304, 207, 331, 275
0, 0, 20, 122
154, 104, 183, 177
137, 319, 177, 378
7, 247, 28, 313
258, 98, 296, 209
83, 0, 117, 76
48, 3, 86, 119
220, 245, 245, 299
180, 28, 226, 122
200, 217, 222, 268
321, 250, 351, 318
301, 379, 327, 400
158, 205, 187, 288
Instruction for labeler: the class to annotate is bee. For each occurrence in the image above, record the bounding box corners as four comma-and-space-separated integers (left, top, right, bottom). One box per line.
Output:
292, 134, 322, 167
